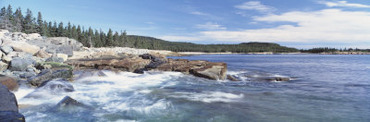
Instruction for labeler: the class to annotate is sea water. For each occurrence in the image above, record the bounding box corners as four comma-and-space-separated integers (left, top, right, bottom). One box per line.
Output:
15, 54, 370, 122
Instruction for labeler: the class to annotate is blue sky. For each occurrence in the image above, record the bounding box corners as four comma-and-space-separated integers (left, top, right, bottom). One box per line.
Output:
2, 0, 370, 49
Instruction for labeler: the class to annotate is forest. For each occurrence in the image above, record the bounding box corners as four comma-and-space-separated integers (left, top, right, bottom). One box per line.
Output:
0, 5, 299, 53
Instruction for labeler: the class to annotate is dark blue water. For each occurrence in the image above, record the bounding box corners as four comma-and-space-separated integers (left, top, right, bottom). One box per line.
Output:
170, 54, 370, 122
18, 54, 370, 122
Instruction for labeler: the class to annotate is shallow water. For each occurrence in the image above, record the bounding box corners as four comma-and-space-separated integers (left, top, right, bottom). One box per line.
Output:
16, 54, 370, 122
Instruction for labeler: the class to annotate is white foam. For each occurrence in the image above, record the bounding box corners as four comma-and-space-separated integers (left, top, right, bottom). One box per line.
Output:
170, 91, 244, 103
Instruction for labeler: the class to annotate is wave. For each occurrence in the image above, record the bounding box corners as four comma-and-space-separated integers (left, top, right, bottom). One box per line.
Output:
168, 91, 244, 103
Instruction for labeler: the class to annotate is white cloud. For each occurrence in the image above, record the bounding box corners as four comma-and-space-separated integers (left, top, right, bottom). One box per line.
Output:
160, 9, 370, 48
318, 1, 370, 8
235, 1, 275, 13
190, 11, 210, 16
196, 22, 226, 30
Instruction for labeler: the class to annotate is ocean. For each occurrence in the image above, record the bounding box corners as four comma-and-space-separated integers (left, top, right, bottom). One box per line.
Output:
16, 54, 370, 122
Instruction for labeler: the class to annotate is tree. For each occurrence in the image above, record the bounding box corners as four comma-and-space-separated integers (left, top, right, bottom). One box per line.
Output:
106, 29, 113, 46
57, 22, 64, 36
13, 8, 23, 32
37, 12, 43, 33
23, 9, 36, 33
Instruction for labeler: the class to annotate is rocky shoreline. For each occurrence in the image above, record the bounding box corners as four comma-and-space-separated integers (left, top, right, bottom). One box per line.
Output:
0, 30, 228, 121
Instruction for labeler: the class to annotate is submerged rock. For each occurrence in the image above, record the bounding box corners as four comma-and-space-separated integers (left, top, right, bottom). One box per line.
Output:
38, 79, 74, 92
28, 69, 72, 87
53, 96, 91, 112
227, 75, 241, 81
0, 84, 25, 122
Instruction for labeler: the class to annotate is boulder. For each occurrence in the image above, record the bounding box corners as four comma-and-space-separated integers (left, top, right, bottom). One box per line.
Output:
28, 69, 72, 87
54, 96, 91, 111
56, 46, 73, 57
67, 57, 151, 72
227, 75, 241, 81
8, 41, 40, 55
27, 33, 42, 40
0, 75, 18, 91
0, 111, 25, 122
9, 57, 35, 71
56, 96, 86, 108
2, 55, 12, 63
0, 61, 8, 72
155, 59, 227, 80
38, 79, 74, 92
35, 50, 51, 58
0, 84, 25, 122
0, 45, 13, 54
190, 62, 227, 80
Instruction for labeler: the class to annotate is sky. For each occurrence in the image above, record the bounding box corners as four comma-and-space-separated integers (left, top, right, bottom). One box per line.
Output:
2, 0, 370, 49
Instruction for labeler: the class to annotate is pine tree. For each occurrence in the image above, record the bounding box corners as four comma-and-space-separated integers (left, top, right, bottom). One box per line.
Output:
23, 9, 36, 33
13, 8, 23, 32
57, 22, 64, 36
106, 29, 113, 46
67, 22, 72, 38
37, 12, 43, 34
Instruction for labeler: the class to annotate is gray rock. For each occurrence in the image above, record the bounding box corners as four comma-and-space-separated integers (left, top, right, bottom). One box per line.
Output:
0, 45, 13, 54
38, 79, 74, 92
56, 45, 73, 57
0, 111, 25, 122
45, 56, 64, 63
9, 57, 35, 71
0, 84, 25, 122
0, 84, 19, 112
28, 69, 72, 87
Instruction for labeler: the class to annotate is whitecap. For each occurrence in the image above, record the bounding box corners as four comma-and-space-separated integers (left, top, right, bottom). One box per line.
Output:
169, 91, 244, 103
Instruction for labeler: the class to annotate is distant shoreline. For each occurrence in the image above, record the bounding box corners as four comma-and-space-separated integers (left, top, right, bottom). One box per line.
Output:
172, 51, 370, 56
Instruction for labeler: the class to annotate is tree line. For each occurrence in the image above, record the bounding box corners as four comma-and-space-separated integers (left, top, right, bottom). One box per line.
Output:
0, 5, 299, 53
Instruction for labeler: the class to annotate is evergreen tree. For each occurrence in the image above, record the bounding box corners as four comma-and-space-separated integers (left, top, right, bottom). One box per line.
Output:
13, 8, 23, 32
106, 29, 113, 46
67, 22, 72, 38
57, 22, 64, 36
23, 9, 36, 33
37, 12, 43, 34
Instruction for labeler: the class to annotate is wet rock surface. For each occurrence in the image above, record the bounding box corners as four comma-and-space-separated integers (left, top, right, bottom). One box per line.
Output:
0, 84, 25, 122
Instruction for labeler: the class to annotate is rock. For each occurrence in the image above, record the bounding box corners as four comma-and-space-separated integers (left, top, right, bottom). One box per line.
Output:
38, 79, 74, 92
9, 41, 40, 55
56, 46, 73, 57
269, 77, 290, 82
9, 57, 35, 71
2, 55, 12, 63
57, 53, 68, 62
67, 57, 151, 72
56, 96, 86, 108
0, 75, 19, 91
227, 75, 241, 81
35, 50, 51, 58
28, 69, 72, 87
53, 96, 92, 112
0, 84, 18, 111
0, 111, 25, 122
190, 62, 227, 80
0, 61, 8, 72
155, 59, 227, 80
0, 84, 25, 122
0, 45, 13, 54
46, 37, 83, 51
45, 56, 64, 63
27, 33, 42, 40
